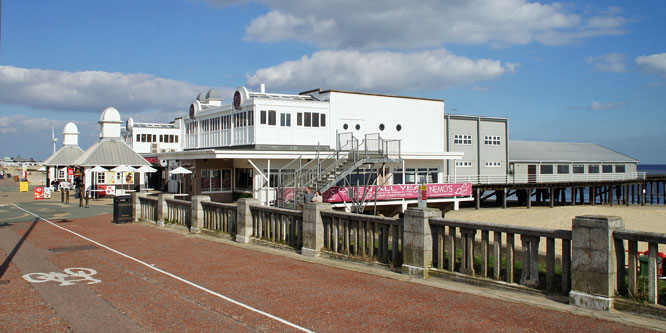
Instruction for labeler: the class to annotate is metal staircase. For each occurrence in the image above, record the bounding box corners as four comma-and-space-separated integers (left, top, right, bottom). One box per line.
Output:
275, 132, 401, 211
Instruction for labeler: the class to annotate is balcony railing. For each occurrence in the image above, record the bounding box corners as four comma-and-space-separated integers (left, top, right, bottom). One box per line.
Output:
445, 172, 646, 185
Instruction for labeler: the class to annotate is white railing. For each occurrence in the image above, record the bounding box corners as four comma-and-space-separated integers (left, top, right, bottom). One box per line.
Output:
445, 172, 647, 185
184, 127, 252, 149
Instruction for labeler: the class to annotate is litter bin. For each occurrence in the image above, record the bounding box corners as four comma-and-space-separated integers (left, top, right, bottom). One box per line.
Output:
113, 195, 133, 224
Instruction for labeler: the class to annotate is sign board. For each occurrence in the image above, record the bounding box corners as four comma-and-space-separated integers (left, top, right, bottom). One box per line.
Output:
34, 186, 44, 200
19, 181, 29, 192
418, 184, 427, 208
323, 183, 472, 203
98, 185, 116, 196
43, 187, 52, 199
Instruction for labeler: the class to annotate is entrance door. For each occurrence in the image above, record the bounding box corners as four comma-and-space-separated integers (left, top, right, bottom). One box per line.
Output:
528, 165, 536, 183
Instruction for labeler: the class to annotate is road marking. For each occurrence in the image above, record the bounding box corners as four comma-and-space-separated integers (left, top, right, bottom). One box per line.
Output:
13, 204, 313, 333
23, 267, 101, 286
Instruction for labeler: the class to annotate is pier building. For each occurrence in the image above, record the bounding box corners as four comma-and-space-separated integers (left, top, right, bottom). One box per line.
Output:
43, 122, 84, 185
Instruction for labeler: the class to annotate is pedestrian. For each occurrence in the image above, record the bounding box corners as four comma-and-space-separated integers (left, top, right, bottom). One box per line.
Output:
74, 176, 81, 198
312, 190, 323, 203
303, 187, 314, 203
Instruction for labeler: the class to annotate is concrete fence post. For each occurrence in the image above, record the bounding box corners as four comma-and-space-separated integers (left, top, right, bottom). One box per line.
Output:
402, 207, 441, 278
235, 198, 260, 243
569, 215, 625, 311
190, 195, 210, 234
301, 202, 332, 257
131, 192, 145, 222
156, 193, 176, 227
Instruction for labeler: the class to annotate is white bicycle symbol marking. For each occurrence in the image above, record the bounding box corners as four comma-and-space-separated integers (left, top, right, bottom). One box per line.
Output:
23, 267, 101, 286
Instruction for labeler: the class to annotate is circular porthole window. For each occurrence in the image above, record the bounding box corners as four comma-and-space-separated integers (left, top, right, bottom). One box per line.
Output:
355, 124, 361, 130
379, 124, 385, 131
396, 124, 402, 131
343, 123, 348, 130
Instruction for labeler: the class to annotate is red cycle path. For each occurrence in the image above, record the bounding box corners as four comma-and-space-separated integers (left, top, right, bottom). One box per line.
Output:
1, 213, 652, 332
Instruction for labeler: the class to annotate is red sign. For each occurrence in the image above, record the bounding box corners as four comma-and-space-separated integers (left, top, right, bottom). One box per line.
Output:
67, 168, 74, 176
145, 157, 159, 164
322, 183, 472, 203
34, 186, 44, 200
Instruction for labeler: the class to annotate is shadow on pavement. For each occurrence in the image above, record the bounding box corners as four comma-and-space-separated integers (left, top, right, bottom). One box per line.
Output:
0, 218, 38, 279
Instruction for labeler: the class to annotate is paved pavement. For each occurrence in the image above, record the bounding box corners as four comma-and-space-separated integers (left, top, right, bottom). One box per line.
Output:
1, 198, 664, 331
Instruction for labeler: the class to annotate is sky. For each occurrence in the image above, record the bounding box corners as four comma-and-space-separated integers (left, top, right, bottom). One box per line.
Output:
0, 0, 665, 163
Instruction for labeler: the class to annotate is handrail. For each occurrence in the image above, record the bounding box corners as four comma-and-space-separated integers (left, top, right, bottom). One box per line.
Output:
445, 172, 647, 185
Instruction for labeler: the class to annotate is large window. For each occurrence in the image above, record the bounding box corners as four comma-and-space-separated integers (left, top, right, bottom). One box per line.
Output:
588, 165, 600, 173
201, 168, 232, 192
268, 111, 276, 125
296, 112, 325, 127
454, 134, 472, 145
540, 165, 554, 174
235, 168, 253, 191
602, 165, 613, 173
280, 113, 291, 127
557, 165, 570, 174
573, 164, 584, 174
615, 165, 625, 173
484, 136, 501, 146
260, 111, 267, 125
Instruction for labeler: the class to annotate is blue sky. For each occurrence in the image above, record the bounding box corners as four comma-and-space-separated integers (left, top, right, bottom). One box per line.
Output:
1, 0, 665, 162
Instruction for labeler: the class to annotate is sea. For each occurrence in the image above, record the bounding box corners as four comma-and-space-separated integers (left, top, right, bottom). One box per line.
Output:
637, 164, 666, 176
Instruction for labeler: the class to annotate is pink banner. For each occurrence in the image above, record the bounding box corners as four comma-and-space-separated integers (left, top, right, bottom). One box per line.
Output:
322, 183, 472, 203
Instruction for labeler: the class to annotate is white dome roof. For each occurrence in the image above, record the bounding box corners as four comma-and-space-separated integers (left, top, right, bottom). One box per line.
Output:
205, 88, 221, 100
100, 107, 121, 123
63, 122, 79, 134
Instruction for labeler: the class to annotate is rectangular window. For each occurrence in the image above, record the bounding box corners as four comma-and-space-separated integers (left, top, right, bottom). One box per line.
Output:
96, 172, 105, 184
393, 168, 403, 184
234, 168, 253, 191
312, 112, 319, 127
484, 136, 501, 146
159, 135, 163, 143
540, 165, 554, 174
455, 161, 472, 167
280, 113, 286, 126
573, 164, 584, 174
201, 169, 211, 192
297, 112, 303, 126
304, 112, 311, 127
454, 134, 472, 145
602, 165, 613, 173
320, 114, 326, 127
152, 134, 157, 142
557, 165, 570, 174
221, 169, 231, 191
615, 165, 625, 173
211, 169, 221, 192
286, 114, 291, 127
260, 110, 267, 124
147, 134, 152, 143
175, 135, 178, 143
405, 168, 416, 184
588, 165, 599, 173
136, 134, 140, 142
248, 110, 254, 126
268, 110, 276, 125
141, 134, 146, 142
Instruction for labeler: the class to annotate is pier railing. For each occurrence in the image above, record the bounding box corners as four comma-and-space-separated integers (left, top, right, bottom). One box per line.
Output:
613, 230, 666, 305
446, 172, 646, 185
428, 218, 571, 293
132, 194, 664, 314
320, 210, 403, 267
201, 201, 236, 235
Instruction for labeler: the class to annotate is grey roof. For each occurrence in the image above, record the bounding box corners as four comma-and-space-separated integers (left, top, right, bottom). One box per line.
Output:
510, 141, 638, 163
43, 146, 85, 166
73, 138, 150, 167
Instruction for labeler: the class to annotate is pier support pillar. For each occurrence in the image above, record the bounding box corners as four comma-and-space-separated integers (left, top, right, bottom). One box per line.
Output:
549, 187, 554, 208
475, 188, 481, 210
572, 187, 576, 206
526, 189, 532, 209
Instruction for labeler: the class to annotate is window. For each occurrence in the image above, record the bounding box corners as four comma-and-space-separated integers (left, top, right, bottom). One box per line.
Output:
201, 169, 230, 192
96, 172, 105, 184
248, 110, 254, 126
260, 111, 267, 124
297, 113, 303, 126
201, 169, 211, 192
396, 124, 402, 131
485, 162, 502, 168
136, 134, 140, 142
393, 168, 403, 184
268, 111, 276, 126
379, 124, 385, 131
343, 123, 348, 130
540, 165, 554, 174
454, 134, 472, 145
355, 124, 360, 130
175, 135, 178, 143
615, 165, 625, 173
573, 164, 584, 174
304, 112, 311, 127
221, 169, 231, 191
588, 165, 599, 173
602, 165, 613, 173
416, 168, 438, 183
455, 161, 472, 167
211, 169, 221, 192
147, 134, 152, 143
557, 165, 570, 174
141, 134, 146, 142
234, 168, 253, 191
159, 135, 163, 143
484, 135, 501, 146
312, 112, 319, 127
280, 113, 291, 127
262, 169, 280, 187
320, 114, 326, 127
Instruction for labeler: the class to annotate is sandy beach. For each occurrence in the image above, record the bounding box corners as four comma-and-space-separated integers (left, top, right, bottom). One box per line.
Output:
446, 204, 666, 254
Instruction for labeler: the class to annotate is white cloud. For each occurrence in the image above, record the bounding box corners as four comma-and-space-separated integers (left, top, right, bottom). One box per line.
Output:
246, 49, 516, 91
636, 53, 666, 78
589, 101, 624, 111
0, 114, 62, 134
585, 52, 626, 73
0, 65, 214, 114
204, 0, 627, 49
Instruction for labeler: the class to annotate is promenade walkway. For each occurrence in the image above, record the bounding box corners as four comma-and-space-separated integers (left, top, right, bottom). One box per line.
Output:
1, 198, 663, 331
